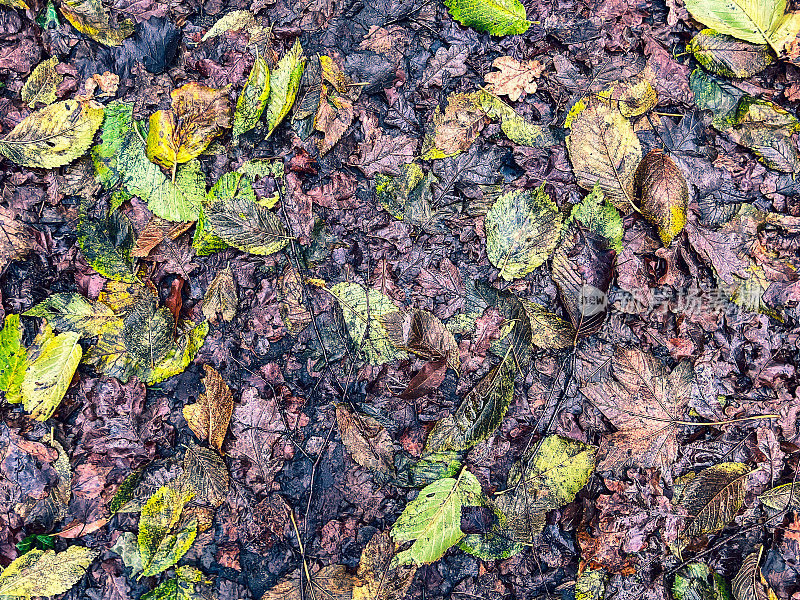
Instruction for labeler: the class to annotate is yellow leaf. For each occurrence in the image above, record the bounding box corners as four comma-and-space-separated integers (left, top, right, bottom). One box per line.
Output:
60, 0, 134, 46
22, 324, 82, 421
0, 546, 97, 598
183, 364, 234, 452
22, 57, 62, 108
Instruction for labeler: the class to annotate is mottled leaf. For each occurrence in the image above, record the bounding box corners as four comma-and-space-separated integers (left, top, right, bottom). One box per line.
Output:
203, 265, 238, 322
732, 546, 778, 600
688, 29, 775, 78
138, 485, 197, 577
673, 563, 731, 600
60, 0, 134, 45
22, 57, 62, 108
382, 308, 460, 372
25, 293, 117, 338
680, 462, 750, 538
0, 314, 27, 405
336, 404, 396, 477
353, 531, 417, 600
22, 324, 82, 421
0, 545, 97, 597
443, 0, 531, 36
634, 149, 689, 245
567, 185, 623, 254
233, 56, 270, 140
183, 365, 234, 453
266, 40, 305, 139
205, 195, 291, 256
122, 294, 174, 369
759, 482, 800, 511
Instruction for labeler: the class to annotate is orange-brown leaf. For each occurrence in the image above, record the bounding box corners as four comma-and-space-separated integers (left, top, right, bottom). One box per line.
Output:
183, 365, 234, 452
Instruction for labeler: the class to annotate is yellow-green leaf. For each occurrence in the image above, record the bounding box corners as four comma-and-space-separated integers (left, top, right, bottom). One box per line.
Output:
0, 545, 97, 598
478, 91, 555, 147
233, 56, 270, 140
576, 568, 607, 600
22, 324, 82, 421
566, 184, 624, 254
443, 0, 530, 36
123, 295, 175, 369
760, 482, 800, 511
688, 29, 775, 78
0, 314, 27, 404
673, 563, 730, 600
266, 40, 305, 139
60, 0, 134, 45
22, 57, 62, 108
485, 184, 562, 281
138, 485, 197, 577
25, 292, 118, 338
139, 319, 208, 386
202, 265, 238, 322
0, 0, 30, 9
205, 194, 291, 256
0, 99, 104, 169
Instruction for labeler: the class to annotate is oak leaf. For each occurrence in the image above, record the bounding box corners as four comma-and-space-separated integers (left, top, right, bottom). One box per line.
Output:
484, 56, 544, 102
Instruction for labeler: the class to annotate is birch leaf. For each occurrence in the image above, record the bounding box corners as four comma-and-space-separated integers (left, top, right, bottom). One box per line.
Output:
0, 314, 26, 405
266, 40, 306, 139
233, 56, 270, 140
0, 546, 97, 598
0, 99, 104, 169
22, 324, 82, 421
22, 57, 62, 108
183, 364, 234, 453
443, 0, 531, 36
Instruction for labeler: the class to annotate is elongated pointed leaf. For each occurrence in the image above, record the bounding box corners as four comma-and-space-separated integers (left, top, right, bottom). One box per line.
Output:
234, 57, 270, 139
22, 325, 82, 421
138, 485, 196, 577
0, 545, 97, 598
688, 29, 775, 78
732, 547, 778, 600
25, 293, 118, 338
680, 462, 750, 538
634, 149, 688, 246
443, 0, 530, 36
266, 40, 305, 139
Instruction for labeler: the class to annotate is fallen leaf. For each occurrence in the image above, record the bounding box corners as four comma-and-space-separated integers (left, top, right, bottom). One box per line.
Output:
0, 545, 98, 598
22, 57, 62, 108
634, 149, 689, 246
181, 443, 230, 508
732, 546, 778, 600
484, 56, 544, 102
22, 323, 82, 421
60, 0, 134, 46
137, 485, 197, 577
203, 265, 238, 323
336, 404, 396, 477
265, 40, 305, 139
0, 315, 26, 405
278, 266, 312, 334
382, 308, 460, 372
233, 56, 270, 141
353, 531, 417, 600
421, 45, 469, 87
679, 462, 749, 538
687, 29, 775, 78
183, 364, 234, 453
443, 0, 531, 36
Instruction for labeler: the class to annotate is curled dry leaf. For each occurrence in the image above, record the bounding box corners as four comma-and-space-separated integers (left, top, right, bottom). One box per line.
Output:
336, 404, 396, 477
634, 149, 688, 246
183, 364, 234, 453
484, 56, 544, 102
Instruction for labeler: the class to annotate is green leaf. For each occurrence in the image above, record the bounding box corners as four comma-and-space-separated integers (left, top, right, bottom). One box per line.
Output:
205, 194, 291, 256
0, 546, 97, 598
689, 69, 742, 129
566, 185, 623, 254
110, 469, 144, 514
478, 91, 555, 147
426, 351, 515, 452
25, 293, 118, 338
679, 462, 750, 538
391, 468, 484, 565
92, 102, 204, 222
688, 29, 775, 78
443, 0, 530, 36
683, 0, 796, 54
22, 57, 62, 108
139, 319, 209, 386
22, 324, 82, 421
266, 40, 305, 139
142, 566, 208, 600
0, 314, 27, 404
673, 563, 732, 600
111, 531, 143, 577
519, 299, 576, 350
459, 503, 522, 560
494, 435, 597, 543
123, 294, 175, 369
77, 207, 137, 283
485, 184, 562, 281
0, 99, 104, 169
138, 485, 197, 577
233, 56, 270, 140
329, 282, 407, 365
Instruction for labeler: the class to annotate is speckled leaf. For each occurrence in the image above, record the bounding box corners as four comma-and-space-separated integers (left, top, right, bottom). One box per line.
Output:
519, 299, 576, 350
266, 40, 305, 139
111, 531, 143, 577
60, 0, 134, 45
205, 195, 291, 256
634, 149, 688, 246
680, 462, 750, 538
0, 99, 104, 168
688, 30, 775, 78
202, 265, 238, 322
233, 56, 270, 139
353, 531, 417, 600
25, 293, 118, 338
479, 92, 555, 147
576, 568, 607, 600
567, 185, 623, 254
760, 482, 800, 511
673, 563, 731, 600
137, 319, 208, 386
22, 57, 62, 108
142, 565, 207, 600
443, 0, 530, 36
0, 315, 26, 404
0, 545, 97, 597
122, 295, 174, 369
22, 324, 82, 421
138, 485, 196, 577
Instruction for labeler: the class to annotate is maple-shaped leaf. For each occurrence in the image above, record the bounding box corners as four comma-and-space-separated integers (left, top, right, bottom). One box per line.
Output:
233, 56, 270, 140
336, 404, 396, 478
183, 364, 234, 453
484, 56, 544, 102
22, 57, 62, 108
138, 485, 197, 577
687, 30, 775, 79
60, 0, 134, 45
146, 83, 232, 174
443, 0, 531, 36
0, 545, 97, 598
266, 40, 305, 139
580, 347, 695, 472
22, 323, 82, 421
0, 99, 104, 169
0, 314, 27, 405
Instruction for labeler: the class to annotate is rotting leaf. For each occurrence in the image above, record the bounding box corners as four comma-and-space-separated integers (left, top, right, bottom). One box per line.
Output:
60, 0, 134, 46
484, 56, 544, 102
0, 545, 97, 598
382, 308, 460, 372
133, 217, 192, 258
22, 57, 62, 108
485, 184, 563, 281
426, 351, 515, 452
443, 0, 531, 36
0, 99, 104, 169
634, 149, 688, 246
123, 294, 174, 369
673, 562, 731, 600
141, 565, 208, 600
77, 205, 137, 283
688, 29, 775, 78
679, 462, 750, 538
353, 530, 417, 600
203, 265, 238, 323
205, 194, 291, 256
266, 40, 306, 139
420, 91, 488, 160
391, 467, 484, 565
478, 91, 556, 147
181, 443, 230, 508
22, 323, 82, 421
278, 266, 312, 334
732, 546, 778, 600
336, 404, 396, 478
519, 299, 576, 350
183, 364, 234, 453
137, 485, 197, 577
233, 56, 270, 141
0, 315, 27, 405
25, 293, 118, 338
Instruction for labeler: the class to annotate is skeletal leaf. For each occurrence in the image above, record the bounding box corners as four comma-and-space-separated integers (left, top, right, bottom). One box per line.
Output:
0, 99, 104, 168
680, 462, 750, 538
634, 149, 688, 246
146, 84, 232, 171
688, 30, 775, 78
181, 443, 229, 508
0, 315, 27, 404
266, 40, 306, 139
567, 184, 623, 254
25, 293, 117, 338
0, 545, 97, 598
22, 324, 82, 421
443, 0, 530, 36
183, 364, 234, 453
673, 563, 731, 600
580, 347, 694, 472
759, 482, 800, 511
203, 265, 238, 322
22, 57, 62, 108
732, 546, 778, 600
336, 404, 396, 477
138, 485, 197, 577
391, 468, 484, 565
205, 195, 291, 256
142, 565, 208, 600
329, 282, 406, 365
353, 531, 417, 600
233, 56, 270, 140
484, 56, 544, 101
123, 295, 174, 369
426, 351, 515, 452
566, 100, 642, 211
494, 435, 597, 542
60, 0, 134, 45
382, 308, 460, 372
576, 568, 607, 600
485, 184, 562, 281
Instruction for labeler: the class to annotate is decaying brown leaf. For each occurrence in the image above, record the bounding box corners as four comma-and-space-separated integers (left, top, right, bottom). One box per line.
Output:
484, 56, 544, 102
278, 266, 312, 334
0, 206, 34, 272
353, 531, 417, 600
336, 404, 396, 478
181, 443, 230, 508
133, 217, 192, 258
183, 365, 234, 453
634, 149, 688, 246
382, 308, 460, 373
203, 265, 238, 323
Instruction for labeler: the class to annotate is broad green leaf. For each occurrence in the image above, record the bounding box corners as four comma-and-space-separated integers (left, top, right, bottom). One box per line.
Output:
22, 324, 82, 421
205, 195, 291, 256
679, 462, 750, 538
139, 319, 208, 386
329, 282, 406, 365
0, 545, 97, 598
93, 102, 204, 222
732, 546, 778, 600
122, 295, 174, 369
683, 0, 797, 54
566, 99, 642, 211
459, 502, 523, 560
688, 29, 775, 78
0, 314, 26, 404
404, 452, 463, 488
77, 207, 137, 283
194, 172, 257, 254
22, 57, 62, 108
25, 293, 118, 338
426, 351, 515, 452
576, 568, 607, 600
760, 482, 800, 511
110, 469, 143, 515
60, 0, 134, 46
0, 99, 104, 168
233, 56, 270, 140
142, 566, 208, 600
138, 485, 197, 577
494, 435, 597, 542
673, 563, 731, 600
443, 0, 530, 36
266, 40, 305, 139
391, 468, 484, 565
634, 149, 688, 246
485, 184, 562, 281
566, 184, 623, 254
